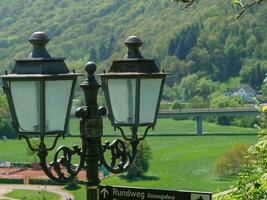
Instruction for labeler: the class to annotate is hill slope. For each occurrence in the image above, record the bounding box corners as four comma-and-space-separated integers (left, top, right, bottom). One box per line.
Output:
0, 0, 266, 98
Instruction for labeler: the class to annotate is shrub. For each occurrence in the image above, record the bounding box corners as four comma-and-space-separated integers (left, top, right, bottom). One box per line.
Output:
231, 116, 257, 128
10, 162, 32, 168
0, 117, 16, 139
64, 178, 80, 190
160, 101, 171, 110
187, 96, 207, 108
126, 140, 152, 179
170, 100, 182, 110
215, 144, 249, 178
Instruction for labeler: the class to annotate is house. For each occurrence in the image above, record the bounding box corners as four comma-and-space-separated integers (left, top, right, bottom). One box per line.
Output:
224, 84, 257, 103
224, 88, 234, 97
235, 84, 257, 102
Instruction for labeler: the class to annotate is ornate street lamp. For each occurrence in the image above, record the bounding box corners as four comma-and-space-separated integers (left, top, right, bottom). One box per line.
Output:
1, 33, 167, 200
100, 36, 167, 141
1, 32, 79, 138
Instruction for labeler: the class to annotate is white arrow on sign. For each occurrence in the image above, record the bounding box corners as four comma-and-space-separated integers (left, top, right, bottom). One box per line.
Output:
191, 193, 211, 200
100, 187, 109, 199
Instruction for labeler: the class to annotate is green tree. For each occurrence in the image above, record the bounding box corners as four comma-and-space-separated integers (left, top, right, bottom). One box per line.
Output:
0, 95, 15, 138
188, 96, 206, 108
0, 95, 8, 117
0, 118, 15, 139
168, 24, 199, 59
170, 100, 183, 110
209, 94, 243, 125
176, 74, 198, 101
246, 34, 257, 54
186, 47, 212, 74
195, 77, 217, 101
215, 144, 250, 178
240, 59, 266, 89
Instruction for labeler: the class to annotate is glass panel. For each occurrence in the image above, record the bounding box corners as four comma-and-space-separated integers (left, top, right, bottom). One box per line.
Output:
108, 79, 136, 124
140, 78, 162, 124
45, 80, 73, 132
10, 81, 40, 132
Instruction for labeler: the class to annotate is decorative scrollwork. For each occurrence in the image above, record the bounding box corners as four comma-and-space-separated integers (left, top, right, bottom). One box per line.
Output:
98, 139, 138, 174
21, 134, 85, 183
98, 126, 153, 174
37, 142, 84, 183
116, 125, 153, 141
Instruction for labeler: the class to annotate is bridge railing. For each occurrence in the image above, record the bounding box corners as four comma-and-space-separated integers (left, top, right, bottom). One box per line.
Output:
69, 108, 258, 136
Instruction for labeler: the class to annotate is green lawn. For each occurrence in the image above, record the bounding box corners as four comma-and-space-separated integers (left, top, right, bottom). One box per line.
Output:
5, 189, 60, 200
69, 118, 257, 136
67, 134, 257, 199
101, 135, 257, 192
0, 119, 258, 199
67, 186, 86, 200
0, 119, 256, 162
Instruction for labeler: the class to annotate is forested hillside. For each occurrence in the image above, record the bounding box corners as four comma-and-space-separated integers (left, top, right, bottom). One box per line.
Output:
0, 0, 266, 104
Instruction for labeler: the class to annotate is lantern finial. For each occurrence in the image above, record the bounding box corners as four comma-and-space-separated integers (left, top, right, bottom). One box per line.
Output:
124, 36, 143, 59
85, 62, 98, 85
28, 32, 51, 58
85, 62, 97, 75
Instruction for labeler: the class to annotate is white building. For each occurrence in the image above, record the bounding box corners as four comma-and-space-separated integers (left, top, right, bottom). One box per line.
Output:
224, 84, 257, 103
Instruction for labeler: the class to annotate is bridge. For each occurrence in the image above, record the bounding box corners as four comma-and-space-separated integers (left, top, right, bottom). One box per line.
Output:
158, 108, 259, 135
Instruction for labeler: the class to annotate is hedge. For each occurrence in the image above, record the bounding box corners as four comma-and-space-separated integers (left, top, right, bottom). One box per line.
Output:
0, 178, 23, 184
29, 178, 85, 185
29, 178, 64, 185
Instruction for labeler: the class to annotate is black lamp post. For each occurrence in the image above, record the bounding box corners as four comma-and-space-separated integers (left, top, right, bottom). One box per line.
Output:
1, 32, 167, 200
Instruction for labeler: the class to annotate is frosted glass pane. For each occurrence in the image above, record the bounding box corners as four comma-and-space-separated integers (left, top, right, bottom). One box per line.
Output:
45, 80, 73, 131
140, 79, 162, 124
11, 81, 40, 132
108, 79, 136, 124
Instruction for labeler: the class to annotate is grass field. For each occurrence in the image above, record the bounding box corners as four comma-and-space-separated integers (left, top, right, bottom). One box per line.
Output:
69, 118, 257, 136
0, 118, 259, 198
102, 135, 257, 191
66, 134, 258, 199
0, 119, 256, 162
6, 189, 60, 200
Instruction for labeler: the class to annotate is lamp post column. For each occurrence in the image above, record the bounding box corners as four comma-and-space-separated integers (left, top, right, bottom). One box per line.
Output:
85, 138, 100, 200
76, 62, 104, 200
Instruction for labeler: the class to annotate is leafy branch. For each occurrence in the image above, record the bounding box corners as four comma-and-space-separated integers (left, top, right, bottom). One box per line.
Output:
233, 0, 264, 18
173, 0, 265, 18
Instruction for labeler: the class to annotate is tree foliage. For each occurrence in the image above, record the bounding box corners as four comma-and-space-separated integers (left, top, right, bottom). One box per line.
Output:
239, 59, 267, 89
220, 98, 267, 199
0, 0, 266, 106
0, 95, 15, 138
215, 144, 250, 178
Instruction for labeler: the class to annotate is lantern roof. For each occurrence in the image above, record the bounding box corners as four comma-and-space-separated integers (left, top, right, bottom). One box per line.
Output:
11, 32, 70, 75
103, 36, 162, 74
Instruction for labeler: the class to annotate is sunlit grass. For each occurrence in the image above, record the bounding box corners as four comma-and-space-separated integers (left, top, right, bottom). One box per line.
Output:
6, 189, 60, 200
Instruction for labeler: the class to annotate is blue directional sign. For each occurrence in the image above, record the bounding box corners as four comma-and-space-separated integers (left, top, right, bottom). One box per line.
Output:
99, 185, 212, 200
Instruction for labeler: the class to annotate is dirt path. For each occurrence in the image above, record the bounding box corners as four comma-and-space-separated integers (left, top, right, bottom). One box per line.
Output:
0, 184, 74, 200
213, 188, 236, 199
